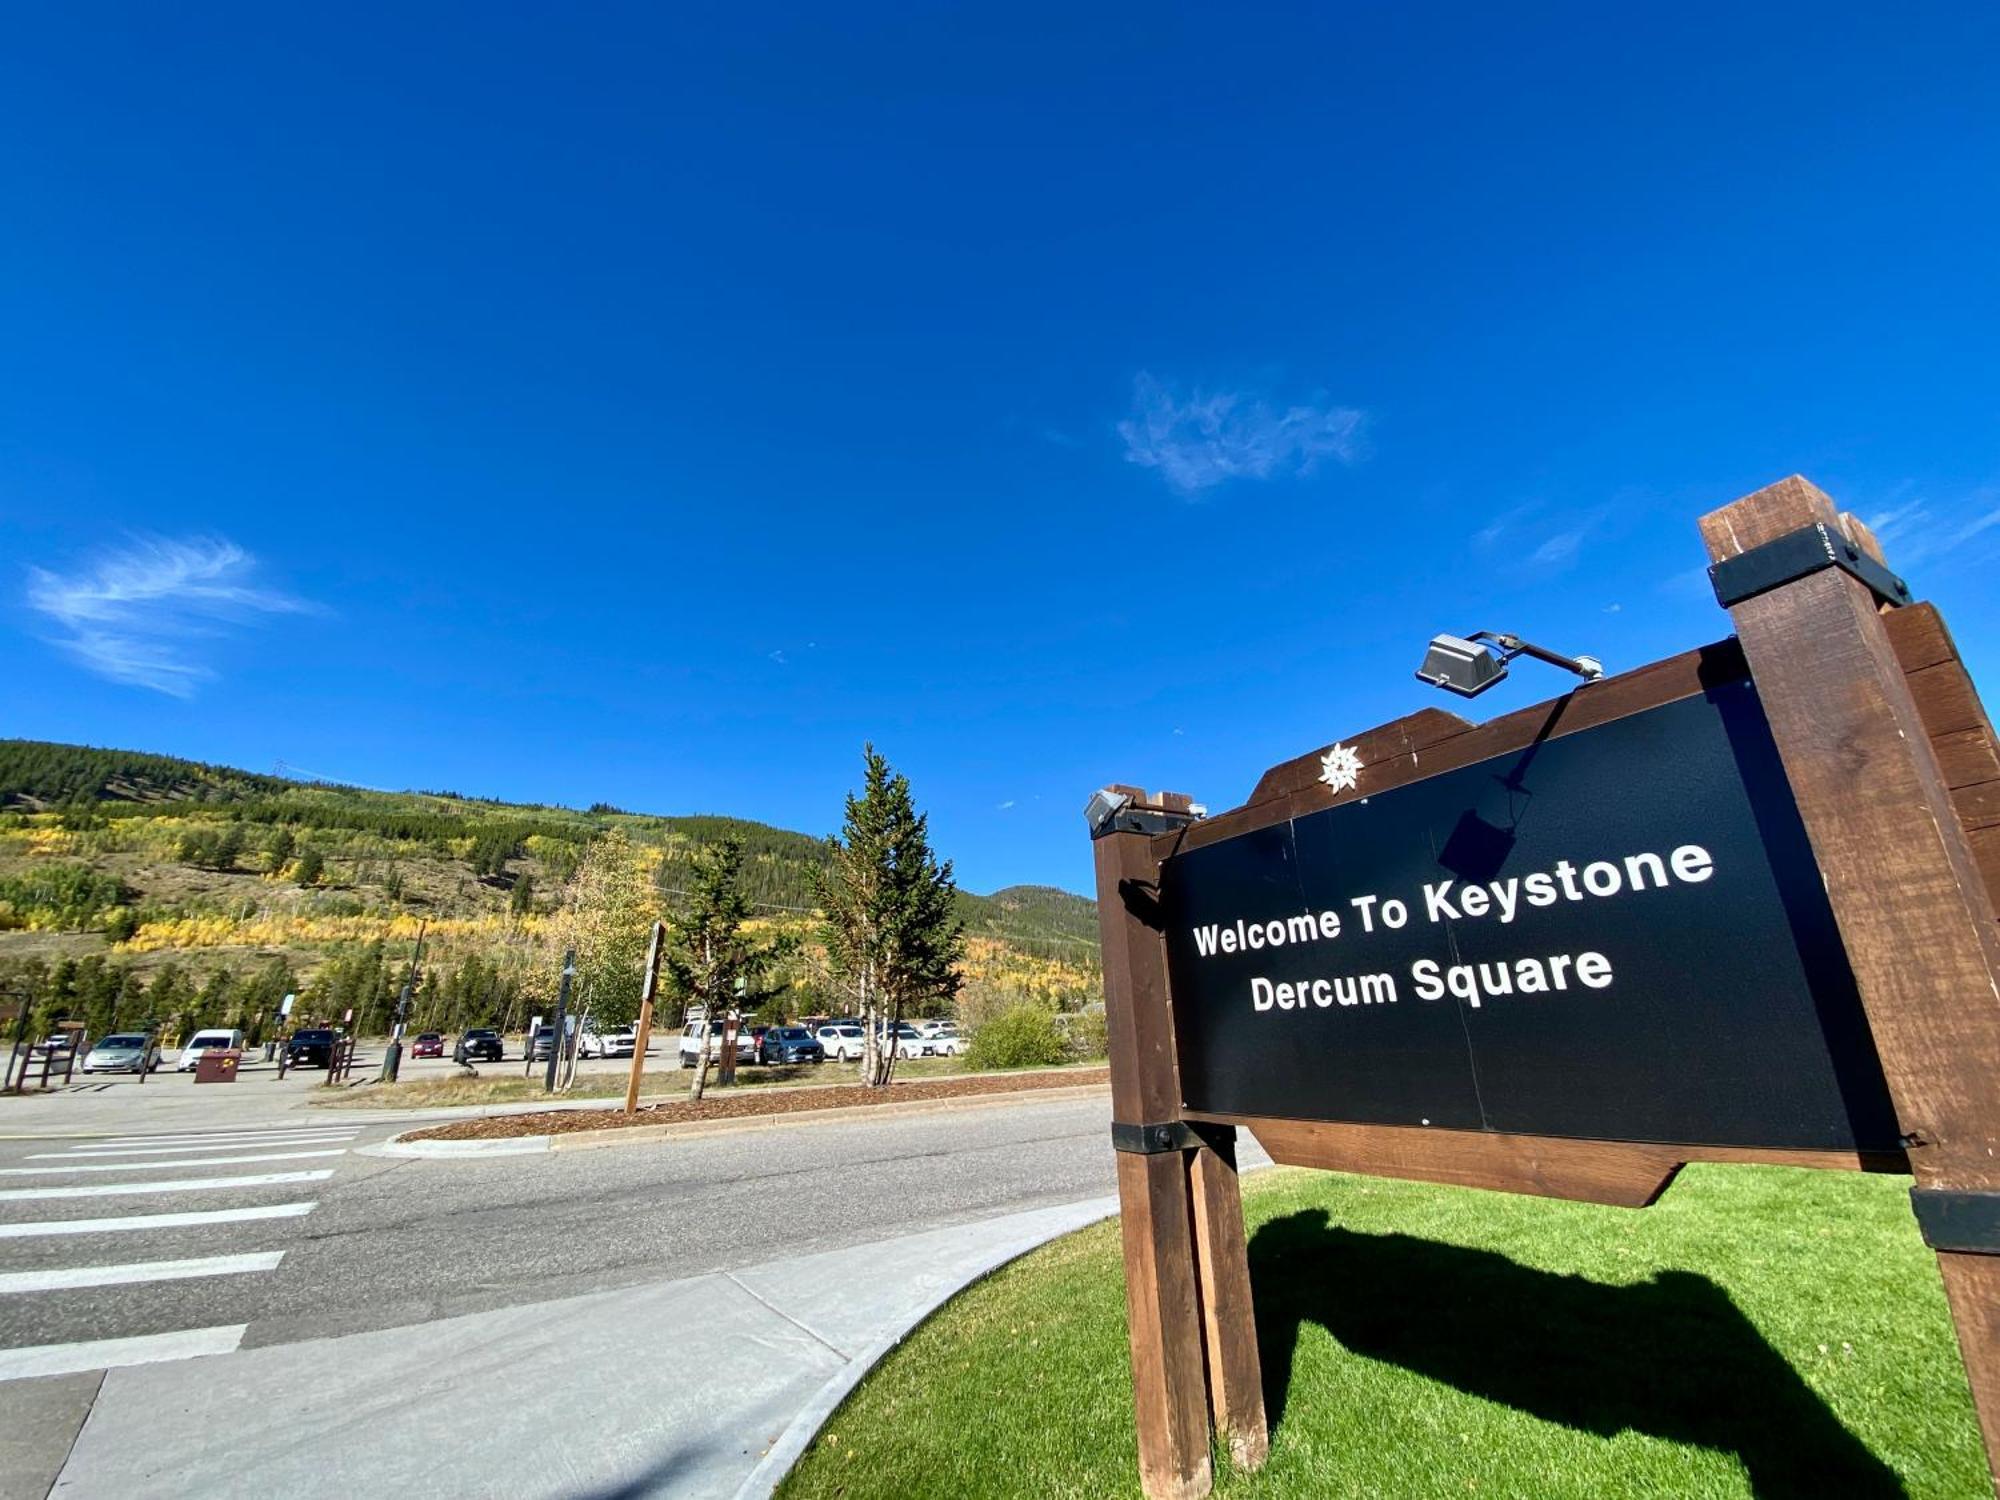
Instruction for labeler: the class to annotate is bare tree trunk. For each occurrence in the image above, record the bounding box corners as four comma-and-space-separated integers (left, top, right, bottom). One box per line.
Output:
690, 937, 715, 1102
855, 959, 874, 1085
878, 994, 901, 1087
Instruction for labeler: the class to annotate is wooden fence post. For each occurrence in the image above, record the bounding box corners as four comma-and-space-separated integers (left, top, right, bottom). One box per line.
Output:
1702, 476, 2000, 1492
1094, 788, 1268, 1500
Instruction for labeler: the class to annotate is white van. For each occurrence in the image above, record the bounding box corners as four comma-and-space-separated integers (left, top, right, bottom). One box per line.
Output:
177, 1028, 245, 1071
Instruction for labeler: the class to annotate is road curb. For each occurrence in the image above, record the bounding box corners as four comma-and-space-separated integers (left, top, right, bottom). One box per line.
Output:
733, 1154, 1277, 1500
371, 1081, 1110, 1157
731, 1194, 1123, 1500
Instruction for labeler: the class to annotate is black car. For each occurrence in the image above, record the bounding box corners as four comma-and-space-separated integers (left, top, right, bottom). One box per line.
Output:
286, 1028, 339, 1068
758, 1026, 825, 1065
457, 1028, 504, 1063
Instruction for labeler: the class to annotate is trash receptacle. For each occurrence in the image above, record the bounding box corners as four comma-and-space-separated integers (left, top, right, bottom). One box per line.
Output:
194, 1048, 242, 1084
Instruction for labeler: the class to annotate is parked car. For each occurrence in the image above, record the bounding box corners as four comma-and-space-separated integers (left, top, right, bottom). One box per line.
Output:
678, 1020, 755, 1069
602, 1028, 638, 1058
757, 1026, 825, 1065
82, 1032, 160, 1074
178, 1028, 245, 1071
410, 1032, 444, 1059
286, 1028, 340, 1068
533, 1024, 610, 1061
926, 1024, 966, 1057
457, 1028, 503, 1062
814, 1023, 866, 1061
878, 1022, 931, 1059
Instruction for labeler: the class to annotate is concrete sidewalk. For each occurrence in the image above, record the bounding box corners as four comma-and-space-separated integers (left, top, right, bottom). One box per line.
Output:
45, 1195, 1124, 1500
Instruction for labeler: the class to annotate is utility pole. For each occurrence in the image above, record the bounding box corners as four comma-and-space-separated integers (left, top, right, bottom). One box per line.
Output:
624, 922, 664, 1114
378, 920, 427, 1084
544, 949, 574, 1094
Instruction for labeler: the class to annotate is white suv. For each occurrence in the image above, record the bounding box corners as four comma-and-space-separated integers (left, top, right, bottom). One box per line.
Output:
678, 1021, 754, 1069
814, 1023, 865, 1061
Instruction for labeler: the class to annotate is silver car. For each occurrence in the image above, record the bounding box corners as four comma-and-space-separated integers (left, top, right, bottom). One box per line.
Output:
82, 1033, 160, 1074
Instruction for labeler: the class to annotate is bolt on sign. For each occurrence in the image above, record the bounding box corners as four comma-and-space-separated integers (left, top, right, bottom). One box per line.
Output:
1089, 477, 2000, 1500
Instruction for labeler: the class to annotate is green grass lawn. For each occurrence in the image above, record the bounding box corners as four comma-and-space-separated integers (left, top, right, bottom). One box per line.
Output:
778, 1164, 1987, 1500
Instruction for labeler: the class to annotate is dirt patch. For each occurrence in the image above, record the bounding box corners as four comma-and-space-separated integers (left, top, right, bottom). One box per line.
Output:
406, 1066, 1110, 1140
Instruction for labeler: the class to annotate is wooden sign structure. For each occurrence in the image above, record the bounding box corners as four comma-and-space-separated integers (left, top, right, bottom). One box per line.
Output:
1091, 477, 2000, 1500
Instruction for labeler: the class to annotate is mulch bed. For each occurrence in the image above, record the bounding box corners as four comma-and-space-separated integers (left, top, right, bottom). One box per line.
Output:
406, 1066, 1110, 1141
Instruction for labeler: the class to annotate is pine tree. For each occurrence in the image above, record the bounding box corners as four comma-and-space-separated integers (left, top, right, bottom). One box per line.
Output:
510, 871, 536, 915
662, 838, 792, 1100
265, 826, 295, 873
295, 846, 325, 887
815, 746, 964, 1086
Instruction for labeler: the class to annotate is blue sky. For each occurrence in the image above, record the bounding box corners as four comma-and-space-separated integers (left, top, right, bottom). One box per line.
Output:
4, 4, 1998, 896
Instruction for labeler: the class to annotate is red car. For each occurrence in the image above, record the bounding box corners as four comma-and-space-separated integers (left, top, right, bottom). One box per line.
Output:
410, 1032, 444, 1058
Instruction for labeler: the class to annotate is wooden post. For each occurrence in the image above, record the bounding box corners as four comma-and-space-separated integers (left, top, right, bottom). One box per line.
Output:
1702, 476, 2000, 1492
625, 921, 664, 1114
1095, 788, 1268, 1500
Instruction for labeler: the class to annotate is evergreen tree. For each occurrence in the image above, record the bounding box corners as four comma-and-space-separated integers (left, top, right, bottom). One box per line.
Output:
662, 838, 792, 1099
266, 826, 296, 873
510, 871, 535, 915
814, 746, 964, 1086
295, 846, 326, 887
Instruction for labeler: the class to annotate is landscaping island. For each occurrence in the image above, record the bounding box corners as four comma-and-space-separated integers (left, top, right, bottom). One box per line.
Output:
402, 1064, 1108, 1140
776, 1163, 1986, 1500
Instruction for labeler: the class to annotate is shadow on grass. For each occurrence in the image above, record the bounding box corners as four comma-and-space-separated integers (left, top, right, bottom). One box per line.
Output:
1249, 1209, 1903, 1499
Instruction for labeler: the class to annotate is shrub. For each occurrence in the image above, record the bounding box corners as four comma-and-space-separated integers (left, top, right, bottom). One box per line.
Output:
1064, 1006, 1108, 1062
966, 1003, 1068, 1071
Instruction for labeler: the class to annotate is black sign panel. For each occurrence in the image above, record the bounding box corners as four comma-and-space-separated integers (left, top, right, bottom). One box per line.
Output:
1162, 681, 1899, 1150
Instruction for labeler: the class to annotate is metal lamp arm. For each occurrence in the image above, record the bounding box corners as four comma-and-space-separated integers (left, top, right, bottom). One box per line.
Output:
1477, 632, 1603, 681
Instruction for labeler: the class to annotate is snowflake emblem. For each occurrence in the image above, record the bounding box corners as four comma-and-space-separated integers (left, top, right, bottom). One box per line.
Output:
1319, 742, 1362, 793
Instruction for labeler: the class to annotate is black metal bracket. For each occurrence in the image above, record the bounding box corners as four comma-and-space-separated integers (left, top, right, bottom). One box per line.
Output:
1910, 1188, 2000, 1254
1111, 1119, 1235, 1155
1709, 522, 1911, 611
1099, 807, 1202, 840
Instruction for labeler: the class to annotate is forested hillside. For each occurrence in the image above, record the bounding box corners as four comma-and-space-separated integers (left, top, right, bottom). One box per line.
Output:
0, 740, 1099, 1043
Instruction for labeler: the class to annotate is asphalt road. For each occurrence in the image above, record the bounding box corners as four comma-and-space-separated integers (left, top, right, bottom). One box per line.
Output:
0, 1087, 1117, 1363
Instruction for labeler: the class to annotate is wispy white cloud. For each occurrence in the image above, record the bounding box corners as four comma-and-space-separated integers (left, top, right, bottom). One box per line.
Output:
1529, 529, 1586, 567
25, 536, 315, 697
1472, 502, 1542, 549
1117, 374, 1366, 496
995, 799, 1016, 811
1868, 488, 2000, 568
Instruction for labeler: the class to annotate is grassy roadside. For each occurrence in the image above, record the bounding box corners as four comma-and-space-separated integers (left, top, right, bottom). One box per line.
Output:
312, 1055, 1105, 1110
777, 1164, 1986, 1500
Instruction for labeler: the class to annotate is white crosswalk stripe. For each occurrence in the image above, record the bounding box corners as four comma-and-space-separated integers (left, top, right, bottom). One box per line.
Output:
91, 1127, 361, 1146
0, 1204, 317, 1239
0, 1149, 347, 1176
0, 1325, 248, 1381
0, 1117, 371, 1378
0, 1251, 284, 1294
0, 1168, 334, 1202
43, 1135, 357, 1157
